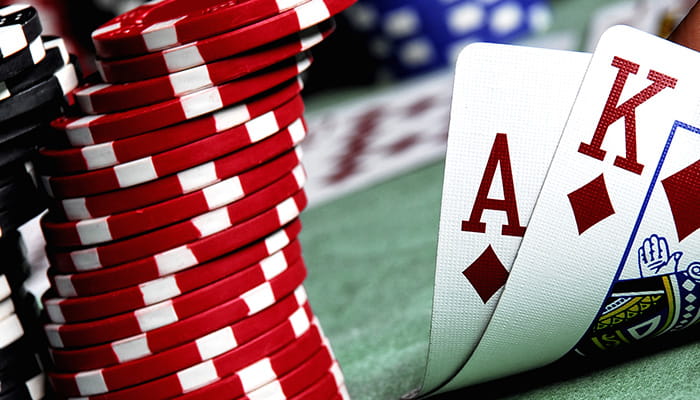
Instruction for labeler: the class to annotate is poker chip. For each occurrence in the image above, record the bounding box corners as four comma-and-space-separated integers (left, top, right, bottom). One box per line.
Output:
0, 199, 44, 239
174, 338, 336, 400
41, 96, 305, 198
0, 191, 44, 234
0, 36, 69, 101
47, 283, 309, 374
41, 154, 305, 247
64, 317, 327, 400
335, 386, 352, 400
38, 77, 303, 175
179, 334, 336, 400
44, 210, 307, 348
91, 0, 313, 58
0, 122, 50, 169
0, 298, 13, 321
0, 232, 26, 273
287, 365, 348, 400
0, 56, 78, 124
44, 239, 303, 323
0, 5, 42, 60
50, 221, 302, 298
0, 338, 32, 372
0, 276, 10, 300
79, 23, 332, 115
50, 301, 320, 397
0, 314, 24, 348
349, 0, 551, 78
52, 121, 306, 220
0, 373, 45, 400
0, 92, 66, 138
48, 187, 306, 273
54, 58, 309, 147
0, 353, 42, 394
96, 0, 355, 83
0, 35, 44, 82
0, 172, 36, 211
50, 287, 311, 372
0, 238, 51, 399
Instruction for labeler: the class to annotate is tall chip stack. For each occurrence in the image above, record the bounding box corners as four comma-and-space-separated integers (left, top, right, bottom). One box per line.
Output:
0, 4, 81, 400
33, 1, 356, 399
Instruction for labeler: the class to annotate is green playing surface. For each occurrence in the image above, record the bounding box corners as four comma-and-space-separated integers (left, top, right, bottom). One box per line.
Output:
301, 161, 700, 400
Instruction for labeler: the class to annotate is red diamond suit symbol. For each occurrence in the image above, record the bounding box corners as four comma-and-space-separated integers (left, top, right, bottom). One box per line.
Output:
567, 174, 616, 235
463, 245, 509, 303
662, 159, 700, 242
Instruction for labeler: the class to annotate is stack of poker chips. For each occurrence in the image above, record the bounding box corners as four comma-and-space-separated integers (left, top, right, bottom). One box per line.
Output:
0, 4, 80, 399
1, 233, 47, 400
344, 0, 551, 78
33, 0, 356, 399
0, 4, 79, 235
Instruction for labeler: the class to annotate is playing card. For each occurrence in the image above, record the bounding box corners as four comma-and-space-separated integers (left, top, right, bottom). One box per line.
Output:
417, 43, 590, 395
434, 25, 700, 392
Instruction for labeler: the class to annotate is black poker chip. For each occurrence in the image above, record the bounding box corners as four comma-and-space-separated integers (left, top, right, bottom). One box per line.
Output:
0, 162, 29, 186
0, 36, 44, 82
0, 199, 44, 239
0, 5, 42, 59
0, 353, 42, 395
0, 123, 51, 170
0, 231, 28, 279
0, 373, 46, 400
0, 36, 69, 101
0, 174, 42, 214
0, 265, 30, 295
0, 97, 69, 141
0, 336, 33, 373
0, 58, 78, 124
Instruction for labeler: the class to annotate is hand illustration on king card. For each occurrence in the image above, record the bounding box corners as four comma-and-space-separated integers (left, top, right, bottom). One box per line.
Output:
638, 234, 684, 277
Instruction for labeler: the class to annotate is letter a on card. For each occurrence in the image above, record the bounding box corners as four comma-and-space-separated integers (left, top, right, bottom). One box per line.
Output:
416, 43, 590, 396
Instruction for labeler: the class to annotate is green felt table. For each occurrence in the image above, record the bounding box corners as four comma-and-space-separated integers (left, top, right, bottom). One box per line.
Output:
300, 161, 700, 400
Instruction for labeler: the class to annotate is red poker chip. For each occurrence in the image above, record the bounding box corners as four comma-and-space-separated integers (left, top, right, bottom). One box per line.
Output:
287, 364, 348, 400
42, 152, 304, 247
44, 239, 303, 323
70, 326, 332, 400
38, 79, 302, 175
52, 121, 306, 221
48, 299, 320, 397
95, 0, 352, 83
41, 96, 304, 198
53, 57, 309, 147
91, 0, 313, 58
50, 220, 302, 298
176, 341, 336, 400
338, 385, 352, 400
82, 24, 332, 114
48, 171, 306, 273
49, 287, 311, 372
45, 250, 308, 348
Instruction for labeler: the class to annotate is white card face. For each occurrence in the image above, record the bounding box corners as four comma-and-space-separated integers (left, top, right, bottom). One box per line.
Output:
420, 43, 590, 394
442, 25, 700, 389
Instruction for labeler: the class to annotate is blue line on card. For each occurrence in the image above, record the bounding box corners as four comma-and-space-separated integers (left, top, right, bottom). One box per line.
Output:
573, 121, 700, 352
613, 121, 700, 286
